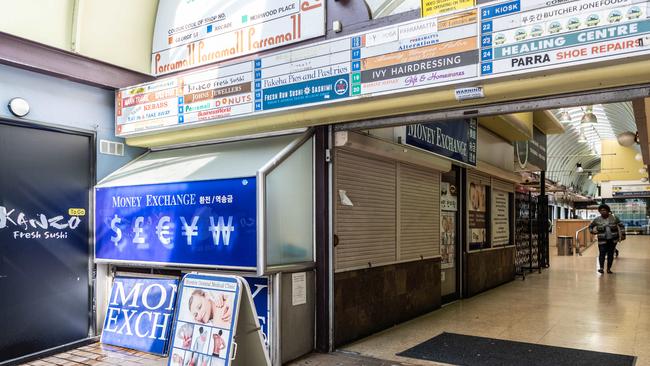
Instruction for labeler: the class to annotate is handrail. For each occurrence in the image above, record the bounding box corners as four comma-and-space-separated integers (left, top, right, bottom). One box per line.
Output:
574, 225, 593, 256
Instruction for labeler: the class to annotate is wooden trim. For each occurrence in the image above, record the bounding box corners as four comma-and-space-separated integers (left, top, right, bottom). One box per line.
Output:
0, 32, 153, 89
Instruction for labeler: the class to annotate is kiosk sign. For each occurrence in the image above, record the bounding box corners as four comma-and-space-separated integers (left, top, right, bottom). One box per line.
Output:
95, 178, 257, 268
101, 276, 179, 355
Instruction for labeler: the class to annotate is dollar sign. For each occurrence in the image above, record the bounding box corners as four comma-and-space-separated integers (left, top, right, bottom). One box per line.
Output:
110, 214, 122, 246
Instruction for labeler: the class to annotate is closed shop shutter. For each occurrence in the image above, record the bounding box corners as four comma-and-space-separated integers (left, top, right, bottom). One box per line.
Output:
492, 178, 515, 193
399, 163, 440, 260
468, 171, 491, 186
335, 149, 397, 271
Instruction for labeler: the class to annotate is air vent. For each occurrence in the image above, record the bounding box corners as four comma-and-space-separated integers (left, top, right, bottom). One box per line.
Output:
100, 139, 125, 156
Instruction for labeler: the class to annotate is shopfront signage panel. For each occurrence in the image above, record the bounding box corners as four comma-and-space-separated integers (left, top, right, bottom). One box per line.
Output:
514, 126, 547, 171
101, 277, 178, 355
152, 0, 325, 76
95, 178, 257, 268
116, 9, 480, 137
244, 276, 270, 349
479, 0, 650, 76
117, 0, 650, 138
491, 189, 510, 246
612, 184, 650, 196
405, 118, 478, 166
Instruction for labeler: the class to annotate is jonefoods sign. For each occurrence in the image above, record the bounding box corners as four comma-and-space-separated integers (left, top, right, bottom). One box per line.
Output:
118, 0, 650, 137
152, 0, 325, 76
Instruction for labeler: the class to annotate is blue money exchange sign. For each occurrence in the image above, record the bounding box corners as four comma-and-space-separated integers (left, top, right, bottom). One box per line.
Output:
406, 118, 478, 166
101, 276, 179, 355
95, 178, 257, 268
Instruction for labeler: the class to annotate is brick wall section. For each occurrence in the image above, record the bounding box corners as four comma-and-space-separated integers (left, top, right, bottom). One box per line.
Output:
334, 258, 441, 347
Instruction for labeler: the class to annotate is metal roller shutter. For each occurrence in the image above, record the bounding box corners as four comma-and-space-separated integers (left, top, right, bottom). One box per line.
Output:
399, 164, 440, 260
492, 178, 515, 193
468, 171, 491, 186
334, 149, 397, 271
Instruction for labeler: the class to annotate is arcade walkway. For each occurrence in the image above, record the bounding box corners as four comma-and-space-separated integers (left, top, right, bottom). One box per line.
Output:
23, 237, 650, 366
310, 235, 650, 366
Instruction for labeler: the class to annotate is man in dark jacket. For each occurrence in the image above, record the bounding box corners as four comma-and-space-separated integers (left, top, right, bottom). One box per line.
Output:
589, 204, 624, 274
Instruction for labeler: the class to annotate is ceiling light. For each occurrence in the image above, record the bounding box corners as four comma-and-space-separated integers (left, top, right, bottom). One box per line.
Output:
640, 167, 647, 174
642, 177, 649, 183
635, 153, 643, 162
588, 172, 593, 180
577, 131, 587, 143
617, 131, 637, 147
559, 109, 571, 123
580, 105, 598, 124
576, 163, 583, 173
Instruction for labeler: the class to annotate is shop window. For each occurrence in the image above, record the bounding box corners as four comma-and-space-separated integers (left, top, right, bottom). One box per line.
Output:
468, 173, 490, 251
365, 0, 420, 18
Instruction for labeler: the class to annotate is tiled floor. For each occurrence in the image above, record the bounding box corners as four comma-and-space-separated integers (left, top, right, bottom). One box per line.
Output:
25, 236, 650, 366
341, 235, 650, 365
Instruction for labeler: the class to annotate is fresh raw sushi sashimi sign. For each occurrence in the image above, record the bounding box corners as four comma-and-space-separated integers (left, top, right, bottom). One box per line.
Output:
152, 0, 325, 76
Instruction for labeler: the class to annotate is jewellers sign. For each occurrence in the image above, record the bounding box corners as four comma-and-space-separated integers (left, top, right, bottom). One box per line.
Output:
101, 276, 179, 355
405, 118, 478, 166
152, 0, 325, 75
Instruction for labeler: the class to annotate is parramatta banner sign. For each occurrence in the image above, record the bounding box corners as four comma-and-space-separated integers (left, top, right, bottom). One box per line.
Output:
94, 178, 257, 268
152, 0, 325, 76
101, 276, 179, 355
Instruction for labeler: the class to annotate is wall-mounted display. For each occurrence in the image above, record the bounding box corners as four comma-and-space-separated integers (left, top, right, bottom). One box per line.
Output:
441, 211, 457, 268
491, 189, 510, 246
469, 181, 488, 250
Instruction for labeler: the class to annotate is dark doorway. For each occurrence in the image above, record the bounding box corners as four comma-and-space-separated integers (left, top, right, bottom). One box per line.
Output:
441, 166, 461, 303
0, 121, 93, 363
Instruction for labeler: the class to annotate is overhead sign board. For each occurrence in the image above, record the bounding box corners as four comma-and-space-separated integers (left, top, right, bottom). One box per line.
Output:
117, 0, 650, 138
94, 178, 257, 268
405, 118, 478, 166
612, 184, 650, 197
152, 0, 325, 75
479, 0, 650, 77
101, 276, 179, 355
116, 9, 479, 137
514, 126, 547, 171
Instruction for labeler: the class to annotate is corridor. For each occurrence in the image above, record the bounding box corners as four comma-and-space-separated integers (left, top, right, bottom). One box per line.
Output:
332, 236, 650, 365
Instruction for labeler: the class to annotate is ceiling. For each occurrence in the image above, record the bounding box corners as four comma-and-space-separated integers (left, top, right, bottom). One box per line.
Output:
548, 102, 638, 196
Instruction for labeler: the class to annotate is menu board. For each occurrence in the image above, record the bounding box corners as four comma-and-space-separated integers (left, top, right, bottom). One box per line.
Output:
116, 1, 650, 138
152, 0, 325, 76
491, 189, 510, 246
479, 0, 650, 76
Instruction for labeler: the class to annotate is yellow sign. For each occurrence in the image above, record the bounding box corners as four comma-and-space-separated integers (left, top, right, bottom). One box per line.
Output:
68, 208, 86, 216
421, 0, 475, 17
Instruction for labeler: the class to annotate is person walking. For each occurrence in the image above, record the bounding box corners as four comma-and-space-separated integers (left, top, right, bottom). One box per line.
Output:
589, 204, 625, 274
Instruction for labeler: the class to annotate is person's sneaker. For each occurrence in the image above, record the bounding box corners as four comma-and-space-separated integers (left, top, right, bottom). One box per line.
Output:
598, 269, 604, 274
615, 250, 619, 258
607, 269, 613, 274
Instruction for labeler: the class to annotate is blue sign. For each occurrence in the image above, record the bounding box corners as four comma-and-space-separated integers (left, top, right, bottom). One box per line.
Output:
481, 0, 520, 19
244, 276, 270, 348
262, 75, 350, 110
101, 276, 179, 355
406, 119, 478, 166
95, 178, 257, 268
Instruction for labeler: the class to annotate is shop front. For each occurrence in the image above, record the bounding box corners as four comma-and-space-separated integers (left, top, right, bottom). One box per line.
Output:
103, 0, 650, 357
93, 132, 316, 365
